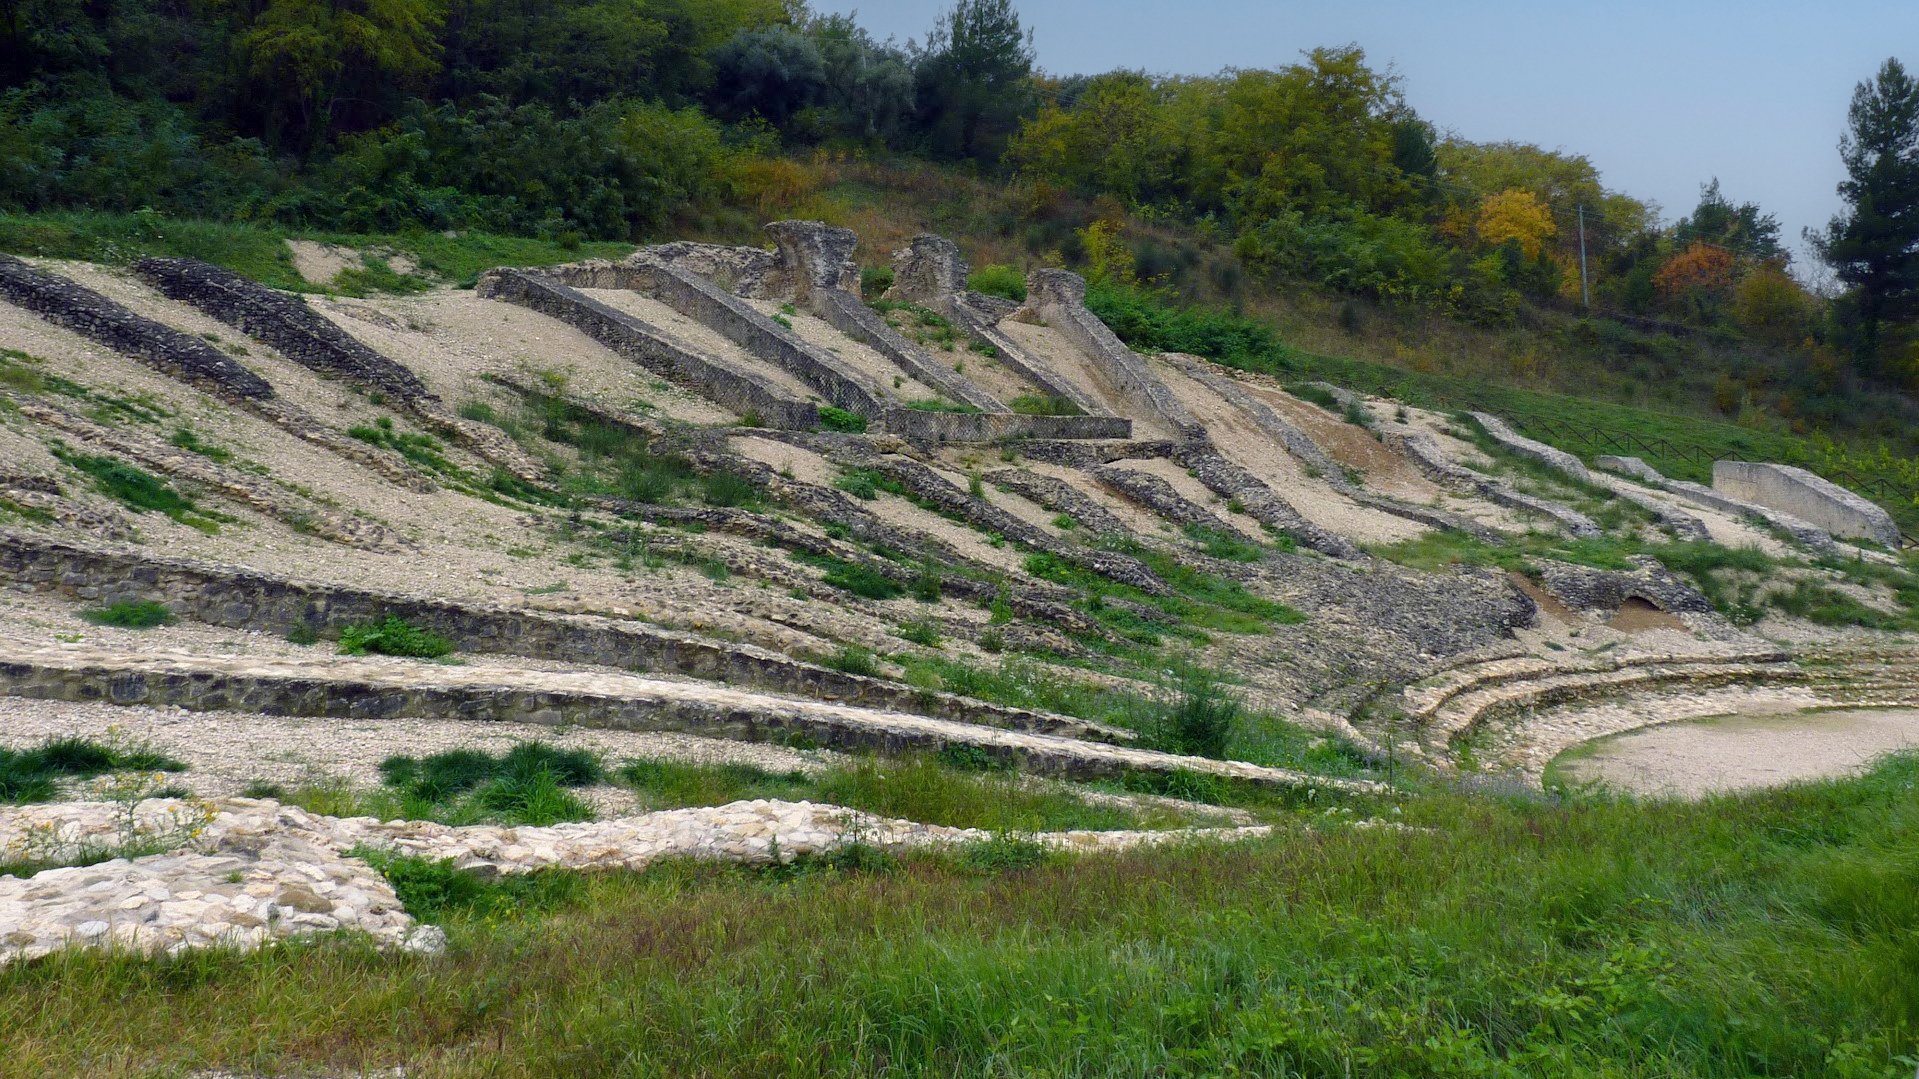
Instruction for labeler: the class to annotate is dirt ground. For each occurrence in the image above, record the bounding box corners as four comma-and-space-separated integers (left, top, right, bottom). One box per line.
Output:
1555, 706, 1919, 795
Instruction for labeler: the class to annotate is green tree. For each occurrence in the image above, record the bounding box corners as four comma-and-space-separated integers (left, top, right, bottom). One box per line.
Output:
912, 0, 1034, 163
231, 0, 448, 153
804, 12, 913, 142
1813, 57, 1919, 361
1676, 178, 1784, 261
709, 25, 823, 126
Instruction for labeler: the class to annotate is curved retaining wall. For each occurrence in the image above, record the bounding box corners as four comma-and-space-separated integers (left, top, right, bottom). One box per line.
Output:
476, 269, 818, 430
0, 532, 1091, 735
133, 258, 432, 402
0, 255, 273, 401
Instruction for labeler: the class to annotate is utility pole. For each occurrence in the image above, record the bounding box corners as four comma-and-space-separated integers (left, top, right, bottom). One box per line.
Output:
1576, 203, 1592, 310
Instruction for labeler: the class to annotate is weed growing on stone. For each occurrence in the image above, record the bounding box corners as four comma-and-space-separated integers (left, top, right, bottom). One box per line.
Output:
817, 405, 867, 433
81, 600, 172, 629
336, 615, 455, 659
51, 446, 229, 533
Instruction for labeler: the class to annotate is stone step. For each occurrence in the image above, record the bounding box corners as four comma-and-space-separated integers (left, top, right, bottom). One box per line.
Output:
0, 644, 1381, 795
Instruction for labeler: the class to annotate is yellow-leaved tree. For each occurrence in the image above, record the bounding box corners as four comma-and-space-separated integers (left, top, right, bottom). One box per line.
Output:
1476, 189, 1555, 257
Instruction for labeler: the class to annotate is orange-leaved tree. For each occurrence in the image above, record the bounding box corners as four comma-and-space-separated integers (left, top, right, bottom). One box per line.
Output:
1653, 242, 1737, 320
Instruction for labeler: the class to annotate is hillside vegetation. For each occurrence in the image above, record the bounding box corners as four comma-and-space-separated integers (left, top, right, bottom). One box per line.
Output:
5, 0, 1918, 468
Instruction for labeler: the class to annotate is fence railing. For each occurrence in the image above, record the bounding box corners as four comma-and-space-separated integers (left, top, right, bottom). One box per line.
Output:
1506, 414, 1919, 551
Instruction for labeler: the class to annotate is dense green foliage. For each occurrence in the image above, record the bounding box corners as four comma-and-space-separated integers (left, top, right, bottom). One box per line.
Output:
336, 615, 456, 659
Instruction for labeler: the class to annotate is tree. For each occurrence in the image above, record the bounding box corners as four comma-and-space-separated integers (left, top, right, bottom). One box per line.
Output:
805, 13, 913, 142
1653, 242, 1737, 322
1676, 178, 1784, 262
709, 26, 823, 126
232, 0, 448, 153
912, 0, 1034, 163
1476, 188, 1554, 258
1812, 57, 1919, 357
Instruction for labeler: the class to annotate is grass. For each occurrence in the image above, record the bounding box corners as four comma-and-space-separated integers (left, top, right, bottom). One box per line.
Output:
0, 736, 185, 803
491, 391, 760, 509
80, 600, 173, 629
0, 210, 630, 291
1008, 393, 1084, 416
818, 405, 868, 433
9, 754, 1918, 1074
903, 397, 981, 414
51, 446, 229, 534
793, 551, 902, 601
276, 744, 604, 828
618, 754, 1172, 833
336, 615, 455, 659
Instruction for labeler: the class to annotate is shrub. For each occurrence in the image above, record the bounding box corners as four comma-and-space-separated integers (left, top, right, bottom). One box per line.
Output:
1148, 667, 1241, 759
967, 264, 1026, 302
817, 406, 867, 433
337, 615, 455, 659
378, 742, 603, 826
81, 600, 172, 629
859, 266, 894, 300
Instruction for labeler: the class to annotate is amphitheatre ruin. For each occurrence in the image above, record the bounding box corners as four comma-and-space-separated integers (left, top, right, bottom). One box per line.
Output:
1, 220, 1915, 963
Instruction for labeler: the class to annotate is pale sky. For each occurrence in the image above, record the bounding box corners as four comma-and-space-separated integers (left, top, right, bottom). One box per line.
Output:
816, 0, 1918, 267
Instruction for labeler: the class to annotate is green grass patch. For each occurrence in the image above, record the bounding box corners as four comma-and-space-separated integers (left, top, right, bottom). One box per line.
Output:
336, 615, 454, 659
51, 446, 229, 533
1008, 393, 1083, 416
363, 743, 603, 827
618, 754, 1172, 833
81, 600, 172, 629
23, 753, 1919, 1073
817, 405, 868, 433
903, 397, 981, 414
0, 736, 185, 804
793, 551, 902, 601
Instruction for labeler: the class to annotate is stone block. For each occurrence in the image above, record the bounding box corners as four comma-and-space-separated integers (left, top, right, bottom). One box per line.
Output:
1712, 461, 1899, 546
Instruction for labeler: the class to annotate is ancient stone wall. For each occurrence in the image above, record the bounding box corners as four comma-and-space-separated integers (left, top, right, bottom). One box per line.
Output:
813, 289, 1007, 412
0, 255, 274, 401
0, 532, 1088, 732
133, 258, 431, 402
475, 269, 818, 429
1175, 452, 1364, 559
1470, 412, 1708, 542
1021, 270, 1208, 445
880, 409, 1130, 443
613, 258, 884, 416
945, 296, 1113, 416
1713, 461, 1901, 546
1386, 428, 1602, 537
983, 470, 1130, 537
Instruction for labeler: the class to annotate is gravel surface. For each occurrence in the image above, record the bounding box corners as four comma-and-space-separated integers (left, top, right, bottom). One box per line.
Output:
1554, 704, 1919, 795
1151, 358, 1427, 545
0, 695, 837, 808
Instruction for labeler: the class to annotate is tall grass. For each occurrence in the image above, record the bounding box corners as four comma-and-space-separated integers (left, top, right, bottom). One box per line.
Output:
6, 754, 1916, 1075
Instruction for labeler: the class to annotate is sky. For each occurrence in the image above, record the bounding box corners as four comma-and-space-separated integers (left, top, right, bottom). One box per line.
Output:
813, 0, 1919, 270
